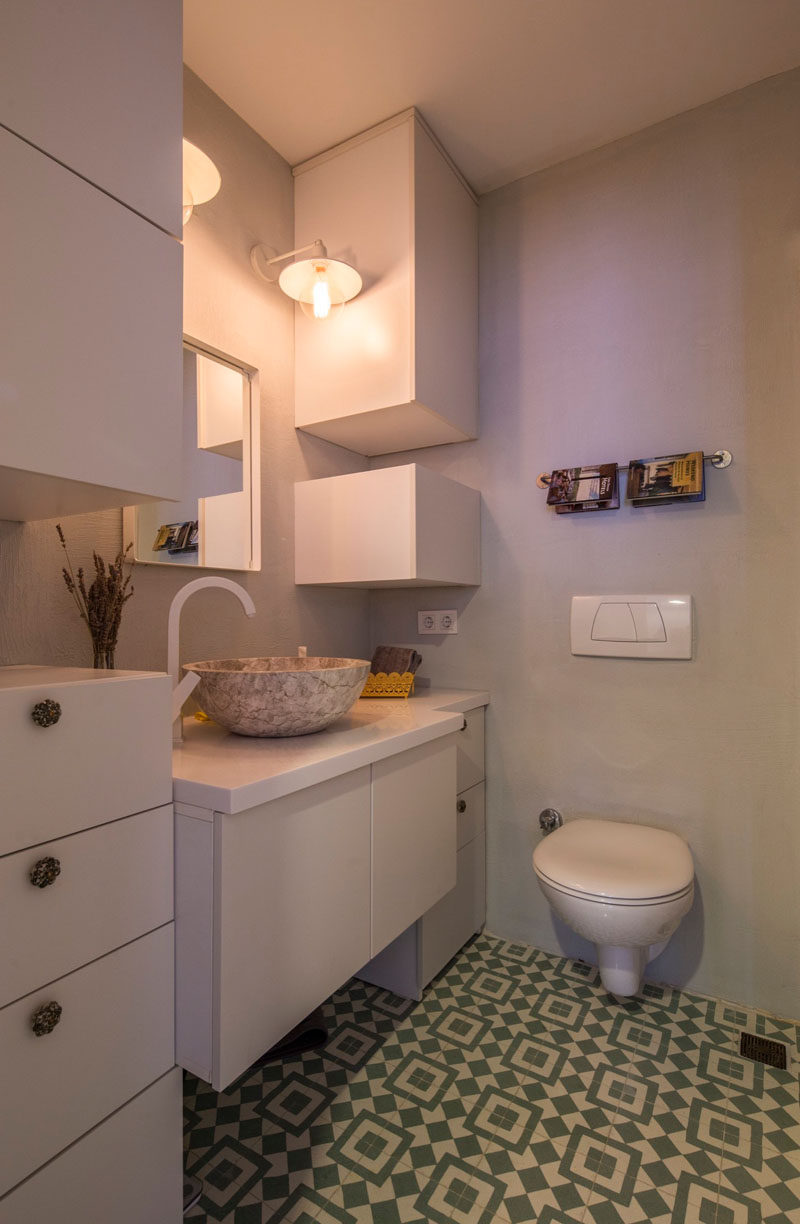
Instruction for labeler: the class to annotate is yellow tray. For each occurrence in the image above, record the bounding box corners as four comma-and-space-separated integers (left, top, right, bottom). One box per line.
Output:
360, 671, 416, 699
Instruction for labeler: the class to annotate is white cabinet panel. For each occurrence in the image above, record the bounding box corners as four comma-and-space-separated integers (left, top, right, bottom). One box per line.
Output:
215, 769, 371, 1090
0, 805, 173, 1007
371, 738, 457, 955
0, 671, 172, 855
293, 110, 477, 456
0, 128, 182, 521
295, 464, 481, 588
457, 708, 485, 793
0, 925, 175, 1195
0, 1069, 183, 1224
1, 0, 182, 235
421, 833, 486, 986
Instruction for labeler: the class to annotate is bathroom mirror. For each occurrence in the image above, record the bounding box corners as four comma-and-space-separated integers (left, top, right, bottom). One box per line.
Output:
125, 338, 260, 571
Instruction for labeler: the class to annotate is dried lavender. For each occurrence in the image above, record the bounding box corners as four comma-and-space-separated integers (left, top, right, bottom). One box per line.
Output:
56, 524, 134, 668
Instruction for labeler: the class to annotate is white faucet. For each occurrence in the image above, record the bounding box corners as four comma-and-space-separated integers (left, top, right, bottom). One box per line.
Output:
168, 576, 257, 739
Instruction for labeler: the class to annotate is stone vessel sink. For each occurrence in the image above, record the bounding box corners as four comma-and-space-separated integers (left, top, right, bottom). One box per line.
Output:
182, 657, 371, 738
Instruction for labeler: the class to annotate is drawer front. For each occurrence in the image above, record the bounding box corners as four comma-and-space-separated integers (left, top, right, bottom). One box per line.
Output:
0, 1068, 182, 1224
456, 707, 485, 792
421, 835, 486, 988
456, 781, 485, 850
0, 805, 173, 1007
0, 674, 171, 856
0, 924, 175, 1195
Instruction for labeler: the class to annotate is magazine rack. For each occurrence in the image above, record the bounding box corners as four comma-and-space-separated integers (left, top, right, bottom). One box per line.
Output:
536, 449, 732, 491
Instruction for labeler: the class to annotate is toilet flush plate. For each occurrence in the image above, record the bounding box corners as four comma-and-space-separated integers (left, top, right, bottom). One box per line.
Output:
570, 595, 693, 658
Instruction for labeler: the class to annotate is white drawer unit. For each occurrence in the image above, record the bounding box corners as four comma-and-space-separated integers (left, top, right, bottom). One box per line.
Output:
0, 667, 179, 1220
0, 805, 173, 1007
357, 706, 487, 999
0, 667, 172, 855
0, 1069, 183, 1224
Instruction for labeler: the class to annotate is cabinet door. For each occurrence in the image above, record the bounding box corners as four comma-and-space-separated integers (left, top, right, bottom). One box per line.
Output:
1, 0, 182, 235
0, 128, 182, 521
371, 737, 457, 955
215, 769, 371, 1090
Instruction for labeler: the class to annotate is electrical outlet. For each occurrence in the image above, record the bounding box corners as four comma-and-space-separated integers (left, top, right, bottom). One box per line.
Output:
438, 609, 458, 634
418, 609, 458, 634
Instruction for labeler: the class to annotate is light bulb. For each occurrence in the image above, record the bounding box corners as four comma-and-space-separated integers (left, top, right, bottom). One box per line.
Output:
312, 269, 332, 319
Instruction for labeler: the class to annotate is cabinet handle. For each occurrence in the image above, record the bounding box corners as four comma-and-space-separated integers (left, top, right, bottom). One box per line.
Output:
31, 1001, 62, 1037
457, 798, 467, 813
31, 699, 61, 728
29, 857, 61, 888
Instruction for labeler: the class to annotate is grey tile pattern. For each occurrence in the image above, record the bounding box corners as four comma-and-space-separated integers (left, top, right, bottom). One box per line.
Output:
184, 933, 800, 1223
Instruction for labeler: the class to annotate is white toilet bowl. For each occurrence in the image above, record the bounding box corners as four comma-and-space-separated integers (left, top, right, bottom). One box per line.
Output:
532, 819, 694, 996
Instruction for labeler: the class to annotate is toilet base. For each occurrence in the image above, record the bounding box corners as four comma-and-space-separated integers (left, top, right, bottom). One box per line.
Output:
596, 941, 667, 996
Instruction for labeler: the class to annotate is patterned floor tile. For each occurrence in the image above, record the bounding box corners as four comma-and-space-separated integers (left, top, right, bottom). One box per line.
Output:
183, 937, 800, 1224
475, 1133, 593, 1222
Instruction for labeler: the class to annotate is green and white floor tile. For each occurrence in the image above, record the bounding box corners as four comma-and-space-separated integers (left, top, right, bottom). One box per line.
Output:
184, 933, 800, 1223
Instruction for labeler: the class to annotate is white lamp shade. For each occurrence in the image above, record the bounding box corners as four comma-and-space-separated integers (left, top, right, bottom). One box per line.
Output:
278, 258, 362, 308
182, 139, 221, 222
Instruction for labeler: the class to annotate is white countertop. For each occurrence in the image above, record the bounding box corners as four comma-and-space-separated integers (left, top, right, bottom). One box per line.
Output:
172, 687, 488, 813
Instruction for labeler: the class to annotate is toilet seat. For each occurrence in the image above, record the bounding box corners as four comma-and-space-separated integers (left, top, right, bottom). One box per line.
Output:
533, 867, 694, 907
532, 818, 694, 902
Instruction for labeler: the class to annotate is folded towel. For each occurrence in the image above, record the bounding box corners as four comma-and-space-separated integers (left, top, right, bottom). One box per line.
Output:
371, 645, 423, 676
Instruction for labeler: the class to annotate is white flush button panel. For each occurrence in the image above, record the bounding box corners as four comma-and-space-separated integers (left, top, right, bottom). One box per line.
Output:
571, 595, 692, 658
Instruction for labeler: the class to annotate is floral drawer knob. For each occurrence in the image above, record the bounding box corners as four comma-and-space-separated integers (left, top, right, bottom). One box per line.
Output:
29, 857, 61, 889
31, 699, 61, 728
31, 1001, 62, 1037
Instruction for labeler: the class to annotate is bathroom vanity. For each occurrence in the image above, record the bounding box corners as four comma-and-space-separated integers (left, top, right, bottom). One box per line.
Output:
172, 688, 488, 1090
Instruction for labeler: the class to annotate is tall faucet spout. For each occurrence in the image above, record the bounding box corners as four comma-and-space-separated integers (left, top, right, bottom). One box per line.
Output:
168, 577, 257, 739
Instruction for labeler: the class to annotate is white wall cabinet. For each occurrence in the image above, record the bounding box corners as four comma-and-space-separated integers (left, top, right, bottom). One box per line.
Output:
0, 1, 182, 522
2, 0, 182, 235
0, 667, 180, 1222
357, 707, 487, 1000
295, 464, 481, 588
293, 108, 478, 456
175, 737, 456, 1090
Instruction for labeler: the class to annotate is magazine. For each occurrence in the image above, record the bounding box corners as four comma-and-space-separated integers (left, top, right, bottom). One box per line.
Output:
546, 463, 618, 507
555, 466, 620, 514
626, 451, 705, 505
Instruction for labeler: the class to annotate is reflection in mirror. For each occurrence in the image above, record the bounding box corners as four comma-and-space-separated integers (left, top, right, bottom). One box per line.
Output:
126, 338, 260, 571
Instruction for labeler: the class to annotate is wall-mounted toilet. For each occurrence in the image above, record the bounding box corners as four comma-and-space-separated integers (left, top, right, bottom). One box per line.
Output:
532, 819, 694, 996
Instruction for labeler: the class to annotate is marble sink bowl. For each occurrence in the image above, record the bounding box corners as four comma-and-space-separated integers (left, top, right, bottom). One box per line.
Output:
182, 657, 371, 737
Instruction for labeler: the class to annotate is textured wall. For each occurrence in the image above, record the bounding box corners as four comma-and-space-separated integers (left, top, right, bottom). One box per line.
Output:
369, 71, 800, 1018
0, 69, 370, 671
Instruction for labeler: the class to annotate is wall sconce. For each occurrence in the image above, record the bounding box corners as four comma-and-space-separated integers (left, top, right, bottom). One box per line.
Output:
250, 240, 362, 320
182, 139, 221, 225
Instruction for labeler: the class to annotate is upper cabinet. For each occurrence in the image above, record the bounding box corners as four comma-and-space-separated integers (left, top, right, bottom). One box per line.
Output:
293, 109, 478, 456
0, 1, 182, 522
2, 0, 182, 235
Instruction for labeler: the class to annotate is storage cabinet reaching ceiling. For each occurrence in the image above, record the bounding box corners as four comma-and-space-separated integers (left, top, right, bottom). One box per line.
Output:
295, 464, 481, 588
292, 109, 478, 456
0, 0, 182, 522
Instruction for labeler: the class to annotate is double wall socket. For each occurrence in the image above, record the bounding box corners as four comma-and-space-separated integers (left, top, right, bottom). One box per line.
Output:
418, 609, 458, 634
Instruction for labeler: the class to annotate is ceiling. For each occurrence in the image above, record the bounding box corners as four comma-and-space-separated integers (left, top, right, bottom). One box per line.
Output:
184, 0, 800, 195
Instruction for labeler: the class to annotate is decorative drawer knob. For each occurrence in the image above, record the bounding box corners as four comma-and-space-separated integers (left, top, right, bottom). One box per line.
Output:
31, 1001, 62, 1037
457, 798, 467, 813
29, 857, 61, 888
31, 699, 61, 728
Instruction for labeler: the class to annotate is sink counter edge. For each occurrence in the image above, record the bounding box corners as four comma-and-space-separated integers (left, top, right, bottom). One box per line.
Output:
172, 687, 489, 813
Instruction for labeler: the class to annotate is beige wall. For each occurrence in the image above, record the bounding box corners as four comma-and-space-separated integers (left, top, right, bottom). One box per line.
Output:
0, 69, 370, 671
370, 70, 800, 1018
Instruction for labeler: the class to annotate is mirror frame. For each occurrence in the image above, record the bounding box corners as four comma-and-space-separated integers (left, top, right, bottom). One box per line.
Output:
124, 335, 261, 572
